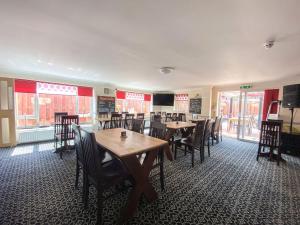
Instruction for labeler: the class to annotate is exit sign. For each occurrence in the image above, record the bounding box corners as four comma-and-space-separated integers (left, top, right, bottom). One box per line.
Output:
240, 84, 252, 89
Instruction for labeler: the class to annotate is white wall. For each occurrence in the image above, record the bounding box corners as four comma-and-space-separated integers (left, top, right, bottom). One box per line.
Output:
153, 86, 213, 119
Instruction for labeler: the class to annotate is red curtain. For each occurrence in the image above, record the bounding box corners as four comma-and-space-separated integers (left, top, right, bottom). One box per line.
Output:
78, 86, 93, 96
116, 90, 126, 99
262, 89, 279, 121
15, 79, 37, 93
144, 94, 151, 101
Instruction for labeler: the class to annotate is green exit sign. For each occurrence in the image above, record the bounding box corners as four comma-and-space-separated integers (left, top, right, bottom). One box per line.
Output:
240, 84, 252, 89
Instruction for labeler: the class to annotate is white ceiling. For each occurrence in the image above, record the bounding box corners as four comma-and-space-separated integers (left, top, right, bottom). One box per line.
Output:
0, 0, 300, 91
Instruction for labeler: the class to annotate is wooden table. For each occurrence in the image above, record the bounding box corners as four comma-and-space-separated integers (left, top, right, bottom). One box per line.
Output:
164, 122, 196, 150
94, 128, 172, 222
164, 121, 196, 130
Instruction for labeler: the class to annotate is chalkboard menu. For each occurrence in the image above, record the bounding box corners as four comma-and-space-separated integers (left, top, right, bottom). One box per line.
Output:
97, 96, 115, 113
189, 98, 202, 114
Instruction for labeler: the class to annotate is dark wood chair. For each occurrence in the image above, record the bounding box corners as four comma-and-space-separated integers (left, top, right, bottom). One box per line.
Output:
54, 112, 68, 149
175, 120, 206, 167
72, 124, 85, 193
172, 113, 178, 121
211, 117, 222, 145
55, 115, 79, 159
136, 113, 144, 120
203, 120, 213, 159
165, 113, 172, 122
131, 119, 144, 134
148, 121, 167, 190
150, 112, 155, 122
257, 120, 282, 165
110, 113, 122, 129
153, 114, 162, 122
80, 128, 129, 224
178, 113, 186, 122
124, 113, 134, 130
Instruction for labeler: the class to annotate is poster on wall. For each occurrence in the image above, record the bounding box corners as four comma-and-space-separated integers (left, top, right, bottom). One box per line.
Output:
189, 98, 202, 114
97, 96, 115, 113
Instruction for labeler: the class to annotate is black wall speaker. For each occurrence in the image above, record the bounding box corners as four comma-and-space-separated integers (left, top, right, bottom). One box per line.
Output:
282, 84, 300, 108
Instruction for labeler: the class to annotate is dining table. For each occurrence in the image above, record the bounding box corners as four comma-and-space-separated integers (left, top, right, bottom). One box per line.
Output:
94, 128, 172, 223
164, 121, 196, 150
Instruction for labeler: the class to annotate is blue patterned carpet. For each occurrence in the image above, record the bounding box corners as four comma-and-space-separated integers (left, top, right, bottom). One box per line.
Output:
0, 138, 300, 225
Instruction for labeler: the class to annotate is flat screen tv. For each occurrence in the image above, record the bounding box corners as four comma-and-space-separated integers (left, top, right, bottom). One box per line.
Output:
153, 93, 174, 106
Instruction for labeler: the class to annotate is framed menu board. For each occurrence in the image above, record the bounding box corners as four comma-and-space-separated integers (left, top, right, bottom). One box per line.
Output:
97, 96, 115, 113
189, 98, 202, 114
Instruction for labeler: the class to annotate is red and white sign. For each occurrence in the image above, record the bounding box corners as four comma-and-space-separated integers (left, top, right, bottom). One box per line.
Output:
175, 94, 188, 101
126, 92, 144, 101
37, 82, 78, 96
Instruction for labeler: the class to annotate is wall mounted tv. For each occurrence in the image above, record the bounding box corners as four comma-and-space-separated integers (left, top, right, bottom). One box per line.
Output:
153, 93, 174, 106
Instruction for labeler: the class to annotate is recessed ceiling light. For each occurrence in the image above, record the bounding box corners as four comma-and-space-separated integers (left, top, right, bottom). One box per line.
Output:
68, 67, 74, 70
37, 59, 42, 63
159, 67, 175, 74
47, 62, 53, 66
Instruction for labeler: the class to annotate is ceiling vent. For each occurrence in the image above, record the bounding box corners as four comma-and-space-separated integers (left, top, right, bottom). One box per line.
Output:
159, 67, 175, 74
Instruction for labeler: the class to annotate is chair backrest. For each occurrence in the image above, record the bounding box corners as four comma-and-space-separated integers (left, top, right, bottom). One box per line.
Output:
178, 113, 186, 122
191, 120, 206, 147
98, 112, 108, 118
172, 113, 178, 121
136, 113, 144, 120
204, 120, 213, 142
162, 112, 166, 117
72, 123, 84, 164
110, 113, 122, 128
157, 112, 161, 116
214, 117, 221, 133
80, 129, 104, 179
153, 114, 162, 122
259, 120, 282, 148
131, 119, 144, 134
124, 113, 134, 129
54, 112, 68, 135
149, 121, 167, 140
150, 112, 155, 122
61, 115, 79, 140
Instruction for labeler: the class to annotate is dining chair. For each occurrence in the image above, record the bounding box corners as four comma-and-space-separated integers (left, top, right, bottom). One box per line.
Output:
172, 113, 178, 121
153, 114, 162, 122
72, 124, 85, 192
150, 112, 155, 122
211, 116, 222, 145
257, 120, 282, 165
124, 113, 134, 130
136, 113, 144, 120
165, 113, 172, 122
54, 112, 68, 148
157, 112, 161, 116
131, 119, 144, 134
55, 115, 79, 159
175, 120, 206, 167
110, 113, 122, 128
203, 120, 213, 159
148, 121, 167, 190
178, 113, 186, 122
80, 128, 130, 224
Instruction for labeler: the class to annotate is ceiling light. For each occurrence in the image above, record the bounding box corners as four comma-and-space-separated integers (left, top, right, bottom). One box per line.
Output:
47, 62, 53, 66
264, 40, 274, 49
159, 67, 175, 74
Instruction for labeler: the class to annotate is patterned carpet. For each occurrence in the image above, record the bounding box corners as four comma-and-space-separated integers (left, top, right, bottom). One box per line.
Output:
0, 138, 300, 225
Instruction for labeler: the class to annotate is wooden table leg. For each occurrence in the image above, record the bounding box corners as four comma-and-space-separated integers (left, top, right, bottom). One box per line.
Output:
120, 149, 159, 222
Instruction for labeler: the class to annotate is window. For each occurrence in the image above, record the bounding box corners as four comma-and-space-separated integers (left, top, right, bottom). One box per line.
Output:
15, 93, 38, 127
174, 94, 189, 113
116, 91, 151, 114
15, 79, 93, 128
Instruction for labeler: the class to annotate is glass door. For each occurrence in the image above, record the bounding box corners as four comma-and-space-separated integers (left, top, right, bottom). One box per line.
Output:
238, 91, 264, 141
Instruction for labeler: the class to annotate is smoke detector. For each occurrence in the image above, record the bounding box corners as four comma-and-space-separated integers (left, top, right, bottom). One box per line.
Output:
159, 67, 175, 74
264, 40, 274, 49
